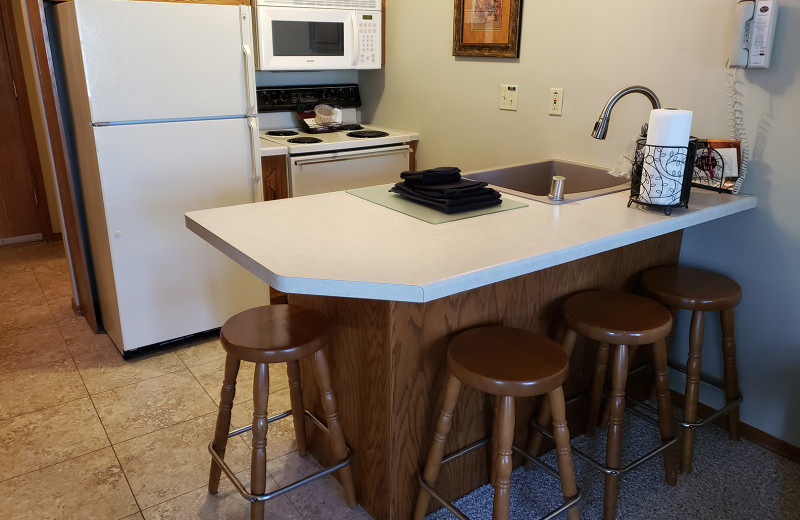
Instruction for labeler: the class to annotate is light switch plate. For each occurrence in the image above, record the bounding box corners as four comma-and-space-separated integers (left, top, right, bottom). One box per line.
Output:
500, 85, 518, 111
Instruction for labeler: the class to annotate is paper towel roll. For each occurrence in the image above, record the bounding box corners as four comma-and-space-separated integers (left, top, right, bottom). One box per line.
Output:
640, 109, 693, 205
646, 109, 693, 146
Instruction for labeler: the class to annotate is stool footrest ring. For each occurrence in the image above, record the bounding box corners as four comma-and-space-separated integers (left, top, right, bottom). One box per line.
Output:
531, 420, 677, 478
667, 360, 744, 430
209, 409, 353, 503
418, 436, 581, 520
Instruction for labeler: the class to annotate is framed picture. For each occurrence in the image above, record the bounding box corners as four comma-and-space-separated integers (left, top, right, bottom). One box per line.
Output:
453, 0, 522, 58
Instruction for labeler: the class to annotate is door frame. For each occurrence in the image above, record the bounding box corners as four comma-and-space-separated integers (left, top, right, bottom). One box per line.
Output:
12, 0, 97, 331
1, 0, 53, 242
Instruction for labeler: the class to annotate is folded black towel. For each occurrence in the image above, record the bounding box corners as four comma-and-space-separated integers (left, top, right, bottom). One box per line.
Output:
399, 166, 461, 186
391, 183, 501, 205
408, 179, 489, 199
390, 184, 502, 214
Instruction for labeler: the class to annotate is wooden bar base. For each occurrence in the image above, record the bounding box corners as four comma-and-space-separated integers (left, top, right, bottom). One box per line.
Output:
291, 232, 682, 520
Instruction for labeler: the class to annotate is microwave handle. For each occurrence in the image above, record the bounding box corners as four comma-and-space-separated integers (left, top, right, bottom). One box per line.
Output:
350, 12, 359, 67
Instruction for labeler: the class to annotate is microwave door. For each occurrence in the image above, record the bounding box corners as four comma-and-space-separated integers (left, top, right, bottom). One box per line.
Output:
255, 7, 354, 70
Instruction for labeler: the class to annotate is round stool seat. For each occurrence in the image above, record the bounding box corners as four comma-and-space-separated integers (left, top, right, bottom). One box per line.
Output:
447, 326, 569, 397
563, 291, 672, 345
220, 305, 329, 364
640, 265, 742, 311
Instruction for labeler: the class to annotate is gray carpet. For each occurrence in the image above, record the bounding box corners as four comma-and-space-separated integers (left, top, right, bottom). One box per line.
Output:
425, 404, 800, 520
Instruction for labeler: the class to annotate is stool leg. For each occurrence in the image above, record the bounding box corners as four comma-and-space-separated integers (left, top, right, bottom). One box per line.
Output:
599, 344, 638, 430
413, 374, 462, 520
491, 394, 499, 487
652, 339, 677, 486
312, 348, 357, 508
548, 386, 580, 520
588, 342, 611, 436
493, 395, 515, 520
286, 360, 308, 456
250, 362, 270, 520
682, 310, 705, 474
603, 344, 629, 520
720, 308, 741, 441
525, 328, 578, 464
209, 354, 241, 494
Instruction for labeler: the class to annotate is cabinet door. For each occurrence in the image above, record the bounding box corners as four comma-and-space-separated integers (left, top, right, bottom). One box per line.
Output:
261, 155, 289, 201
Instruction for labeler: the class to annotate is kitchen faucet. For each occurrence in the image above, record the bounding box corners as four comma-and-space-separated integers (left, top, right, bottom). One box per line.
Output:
591, 85, 661, 139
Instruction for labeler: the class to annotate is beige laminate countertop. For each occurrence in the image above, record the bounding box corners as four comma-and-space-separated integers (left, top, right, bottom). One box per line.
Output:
186, 188, 757, 302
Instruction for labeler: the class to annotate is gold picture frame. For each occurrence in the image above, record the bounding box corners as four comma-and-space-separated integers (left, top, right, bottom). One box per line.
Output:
453, 0, 522, 58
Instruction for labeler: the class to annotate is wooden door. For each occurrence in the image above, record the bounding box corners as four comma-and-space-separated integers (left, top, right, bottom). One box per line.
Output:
0, 2, 47, 244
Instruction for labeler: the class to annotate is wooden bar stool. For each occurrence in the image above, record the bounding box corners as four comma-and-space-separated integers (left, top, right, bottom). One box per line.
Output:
207, 305, 357, 520
531, 291, 678, 520
414, 326, 581, 520
639, 265, 743, 474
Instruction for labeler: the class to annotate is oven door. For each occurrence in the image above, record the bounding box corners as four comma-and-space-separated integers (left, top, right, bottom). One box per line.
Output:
289, 145, 411, 197
255, 7, 356, 71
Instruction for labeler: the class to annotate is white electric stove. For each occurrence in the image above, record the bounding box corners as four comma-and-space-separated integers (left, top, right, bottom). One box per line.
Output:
257, 84, 419, 197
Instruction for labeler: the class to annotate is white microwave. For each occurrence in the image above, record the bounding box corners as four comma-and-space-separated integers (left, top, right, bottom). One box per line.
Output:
254, 0, 381, 71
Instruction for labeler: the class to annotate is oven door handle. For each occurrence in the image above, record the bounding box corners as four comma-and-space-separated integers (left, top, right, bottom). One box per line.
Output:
293, 145, 411, 167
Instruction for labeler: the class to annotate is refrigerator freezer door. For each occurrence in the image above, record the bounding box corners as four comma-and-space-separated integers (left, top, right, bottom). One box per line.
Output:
68, 0, 248, 122
92, 118, 266, 351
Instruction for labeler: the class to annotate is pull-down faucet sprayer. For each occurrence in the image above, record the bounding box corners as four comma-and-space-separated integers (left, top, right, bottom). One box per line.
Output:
591, 85, 661, 140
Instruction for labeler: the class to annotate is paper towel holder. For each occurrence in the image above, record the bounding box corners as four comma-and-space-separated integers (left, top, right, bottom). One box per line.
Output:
628, 138, 698, 215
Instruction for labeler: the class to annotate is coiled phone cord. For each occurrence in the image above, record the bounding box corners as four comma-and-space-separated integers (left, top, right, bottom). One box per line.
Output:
727, 66, 749, 194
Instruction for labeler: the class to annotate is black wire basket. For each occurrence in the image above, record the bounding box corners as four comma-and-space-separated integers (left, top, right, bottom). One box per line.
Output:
628, 137, 698, 215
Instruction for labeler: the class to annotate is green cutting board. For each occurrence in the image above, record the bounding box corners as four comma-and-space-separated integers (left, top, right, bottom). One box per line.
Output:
346, 184, 528, 224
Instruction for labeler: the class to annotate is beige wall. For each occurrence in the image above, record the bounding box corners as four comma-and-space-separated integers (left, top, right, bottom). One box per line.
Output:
360, 0, 800, 446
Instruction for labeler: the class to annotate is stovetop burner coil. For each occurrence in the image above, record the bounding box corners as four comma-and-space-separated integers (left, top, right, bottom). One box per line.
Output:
288, 137, 323, 144
267, 130, 299, 136
347, 130, 389, 138
338, 124, 364, 131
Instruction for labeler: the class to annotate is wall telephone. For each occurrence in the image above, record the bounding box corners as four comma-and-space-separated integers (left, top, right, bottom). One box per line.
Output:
730, 0, 778, 68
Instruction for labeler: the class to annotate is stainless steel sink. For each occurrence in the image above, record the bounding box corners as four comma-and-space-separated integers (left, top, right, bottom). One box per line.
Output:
462, 159, 629, 204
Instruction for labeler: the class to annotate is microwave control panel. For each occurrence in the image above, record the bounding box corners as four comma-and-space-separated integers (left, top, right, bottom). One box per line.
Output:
357, 12, 381, 69
256, 84, 362, 113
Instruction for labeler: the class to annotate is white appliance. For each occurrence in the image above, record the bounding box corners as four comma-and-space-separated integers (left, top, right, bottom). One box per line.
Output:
257, 84, 418, 197
262, 126, 415, 196
57, 0, 267, 354
254, 0, 381, 71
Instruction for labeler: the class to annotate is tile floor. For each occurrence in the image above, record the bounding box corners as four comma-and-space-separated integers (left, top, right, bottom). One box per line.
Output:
0, 241, 370, 520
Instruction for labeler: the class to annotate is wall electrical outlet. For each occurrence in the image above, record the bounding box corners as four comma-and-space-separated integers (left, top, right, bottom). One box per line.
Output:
499, 85, 518, 111
549, 88, 564, 116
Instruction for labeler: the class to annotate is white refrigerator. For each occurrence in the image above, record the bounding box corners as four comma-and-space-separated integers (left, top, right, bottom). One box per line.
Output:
57, 0, 267, 353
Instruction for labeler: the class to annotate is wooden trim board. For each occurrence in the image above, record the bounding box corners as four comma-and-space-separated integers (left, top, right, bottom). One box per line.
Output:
670, 390, 800, 463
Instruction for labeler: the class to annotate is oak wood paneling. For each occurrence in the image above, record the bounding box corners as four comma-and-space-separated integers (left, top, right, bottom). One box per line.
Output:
291, 232, 683, 520
261, 155, 288, 201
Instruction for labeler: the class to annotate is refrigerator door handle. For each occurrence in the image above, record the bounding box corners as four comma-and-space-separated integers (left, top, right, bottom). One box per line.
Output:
248, 117, 263, 202
241, 5, 257, 116
243, 44, 256, 116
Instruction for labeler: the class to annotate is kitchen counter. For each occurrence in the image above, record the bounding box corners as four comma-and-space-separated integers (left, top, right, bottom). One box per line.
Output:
258, 138, 288, 156
186, 187, 755, 520
186, 188, 756, 302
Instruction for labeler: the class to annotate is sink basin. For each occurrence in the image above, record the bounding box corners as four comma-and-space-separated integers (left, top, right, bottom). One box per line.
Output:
462, 159, 630, 204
